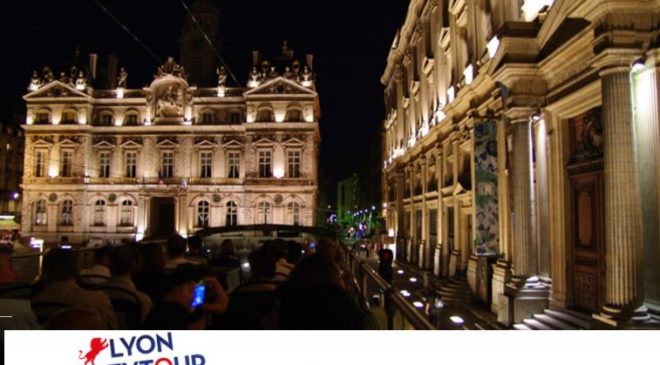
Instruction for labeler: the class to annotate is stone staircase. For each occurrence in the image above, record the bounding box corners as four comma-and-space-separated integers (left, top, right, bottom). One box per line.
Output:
513, 309, 592, 330
435, 274, 473, 306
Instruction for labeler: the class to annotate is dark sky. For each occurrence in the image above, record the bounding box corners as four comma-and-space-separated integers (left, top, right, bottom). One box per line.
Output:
0, 0, 409, 203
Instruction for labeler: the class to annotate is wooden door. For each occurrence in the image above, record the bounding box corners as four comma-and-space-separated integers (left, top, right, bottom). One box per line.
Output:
570, 172, 605, 313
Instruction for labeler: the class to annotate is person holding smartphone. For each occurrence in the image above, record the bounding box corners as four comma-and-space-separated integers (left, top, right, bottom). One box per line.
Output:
143, 264, 229, 330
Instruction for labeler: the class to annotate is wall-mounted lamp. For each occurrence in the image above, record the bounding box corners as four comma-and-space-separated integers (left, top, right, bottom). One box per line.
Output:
531, 109, 543, 123
632, 57, 646, 72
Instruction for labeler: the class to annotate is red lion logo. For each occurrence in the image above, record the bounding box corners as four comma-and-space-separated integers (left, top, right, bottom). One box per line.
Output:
78, 338, 108, 365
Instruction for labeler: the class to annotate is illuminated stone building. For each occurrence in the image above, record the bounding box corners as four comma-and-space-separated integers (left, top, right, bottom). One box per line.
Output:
0, 124, 24, 217
20, 46, 320, 245
381, 0, 659, 327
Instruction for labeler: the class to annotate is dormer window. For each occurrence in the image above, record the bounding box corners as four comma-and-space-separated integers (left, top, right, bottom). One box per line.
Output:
97, 111, 114, 126
35, 112, 50, 124
200, 111, 214, 124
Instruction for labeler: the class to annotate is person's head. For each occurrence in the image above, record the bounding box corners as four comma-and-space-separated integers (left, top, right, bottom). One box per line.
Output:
279, 283, 365, 330
315, 238, 342, 266
110, 245, 138, 276
0, 247, 17, 284
166, 234, 187, 258
93, 245, 113, 268
289, 253, 343, 288
286, 240, 303, 264
248, 246, 276, 280
220, 239, 235, 256
42, 248, 79, 283
264, 239, 287, 260
139, 242, 166, 273
187, 236, 203, 254
44, 308, 106, 330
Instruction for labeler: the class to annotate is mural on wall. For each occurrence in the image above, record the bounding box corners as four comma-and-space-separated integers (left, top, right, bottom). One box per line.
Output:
474, 120, 498, 255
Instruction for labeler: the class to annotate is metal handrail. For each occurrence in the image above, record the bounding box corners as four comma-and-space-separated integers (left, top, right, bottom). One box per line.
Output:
340, 243, 434, 330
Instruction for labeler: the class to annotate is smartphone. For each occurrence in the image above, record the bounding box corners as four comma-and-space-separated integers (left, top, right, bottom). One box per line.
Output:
191, 281, 206, 309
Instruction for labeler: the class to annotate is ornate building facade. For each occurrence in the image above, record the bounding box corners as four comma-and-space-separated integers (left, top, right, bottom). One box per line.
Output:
0, 124, 24, 217
382, 0, 659, 327
21, 49, 320, 245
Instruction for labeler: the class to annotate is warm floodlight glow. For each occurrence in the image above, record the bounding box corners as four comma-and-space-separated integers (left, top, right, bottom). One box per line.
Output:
447, 86, 455, 103
409, 277, 418, 283
217, 86, 226, 97
463, 64, 474, 85
487, 37, 500, 59
413, 301, 424, 309
116, 88, 125, 99
273, 166, 285, 179
450, 316, 464, 325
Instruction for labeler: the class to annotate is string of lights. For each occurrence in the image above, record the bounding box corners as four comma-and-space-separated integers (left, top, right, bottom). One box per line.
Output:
91, 0, 163, 65
177, 0, 242, 87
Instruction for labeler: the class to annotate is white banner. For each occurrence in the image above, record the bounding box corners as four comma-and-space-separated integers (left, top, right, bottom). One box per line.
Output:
4, 330, 658, 365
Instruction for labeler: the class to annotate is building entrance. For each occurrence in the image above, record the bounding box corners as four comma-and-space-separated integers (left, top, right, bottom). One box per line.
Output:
150, 197, 176, 238
566, 109, 605, 314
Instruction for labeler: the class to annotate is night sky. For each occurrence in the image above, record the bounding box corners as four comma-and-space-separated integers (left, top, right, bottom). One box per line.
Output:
0, 0, 409, 203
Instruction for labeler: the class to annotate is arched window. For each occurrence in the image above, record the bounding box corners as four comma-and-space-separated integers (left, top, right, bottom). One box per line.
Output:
287, 202, 301, 225
201, 111, 214, 124
120, 200, 134, 226
60, 199, 73, 226
256, 109, 273, 123
93, 200, 106, 226
226, 201, 238, 226
124, 112, 139, 126
197, 201, 210, 228
257, 202, 271, 224
61, 110, 77, 124
98, 111, 114, 126
286, 109, 302, 122
35, 110, 50, 124
34, 199, 48, 226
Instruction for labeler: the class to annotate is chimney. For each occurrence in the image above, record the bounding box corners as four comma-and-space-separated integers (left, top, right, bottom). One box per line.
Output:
252, 51, 261, 66
107, 55, 118, 89
89, 53, 98, 80
306, 53, 314, 70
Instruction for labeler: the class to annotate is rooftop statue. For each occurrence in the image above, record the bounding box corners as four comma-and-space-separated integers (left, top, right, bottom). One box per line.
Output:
28, 70, 42, 91
42, 67, 54, 83
216, 66, 227, 87
117, 67, 128, 88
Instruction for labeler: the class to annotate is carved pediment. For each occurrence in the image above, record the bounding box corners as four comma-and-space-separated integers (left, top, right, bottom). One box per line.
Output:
194, 136, 217, 148
157, 136, 179, 148
23, 81, 89, 100
222, 136, 244, 147
244, 77, 316, 96
32, 135, 55, 146
59, 136, 82, 146
120, 137, 143, 148
93, 136, 117, 148
282, 135, 306, 145
252, 134, 276, 145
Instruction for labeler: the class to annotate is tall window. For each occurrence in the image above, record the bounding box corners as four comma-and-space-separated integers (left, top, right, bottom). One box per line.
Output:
201, 111, 213, 123
35, 150, 46, 177
258, 150, 272, 178
197, 201, 210, 228
60, 150, 72, 177
35, 112, 50, 124
62, 111, 76, 124
287, 150, 301, 178
99, 151, 111, 178
125, 151, 137, 178
100, 113, 113, 126
35, 199, 47, 226
120, 200, 133, 226
226, 201, 238, 226
200, 151, 212, 178
161, 151, 174, 178
227, 151, 240, 178
287, 202, 300, 225
257, 202, 271, 224
125, 114, 139, 126
93, 200, 106, 226
60, 199, 73, 226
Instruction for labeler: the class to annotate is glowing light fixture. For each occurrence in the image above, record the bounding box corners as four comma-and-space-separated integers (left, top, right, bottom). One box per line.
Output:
273, 166, 285, 179
413, 301, 424, 309
409, 277, 418, 283
463, 64, 474, 85
632, 58, 646, 72
487, 36, 500, 59
400, 290, 411, 297
447, 86, 455, 104
217, 86, 226, 97
116, 87, 125, 99
450, 316, 464, 325
397, 269, 404, 274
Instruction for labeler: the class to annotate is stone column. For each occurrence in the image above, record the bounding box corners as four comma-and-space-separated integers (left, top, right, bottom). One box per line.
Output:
597, 62, 646, 323
634, 49, 660, 310
509, 109, 535, 278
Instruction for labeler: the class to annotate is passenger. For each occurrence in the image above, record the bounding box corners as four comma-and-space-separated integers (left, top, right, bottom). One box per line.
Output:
286, 240, 304, 265
104, 245, 153, 320
44, 308, 105, 330
133, 243, 167, 302
265, 240, 293, 282
214, 246, 278, 329
185, 236, 208, 265
278, 254, 366, 330
78, 245, 112, 285
165, 234, 198, 270
31, 248, 117, 329
143, 264, 228, 330
0, 247, 41, 337
210, 239, 240, 268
